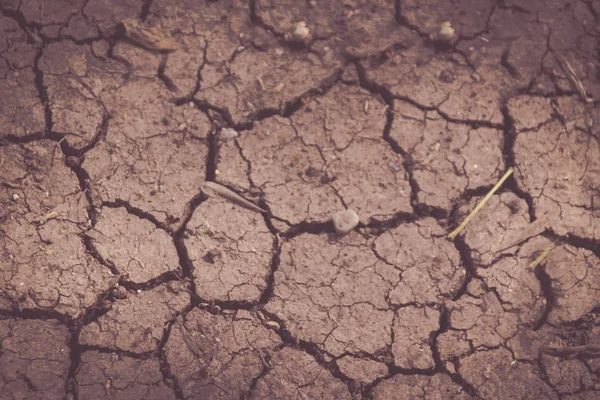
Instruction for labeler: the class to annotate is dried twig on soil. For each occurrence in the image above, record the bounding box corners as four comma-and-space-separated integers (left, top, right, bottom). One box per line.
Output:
542, 344, 600, 358
496, 218, 548, 253
175, 316, 205, 358
201, 181, 266, 214
556, 53, 593, 104
448, 168, 514, 240
122, 19, 179, 52
528, 242, 555, 268
34, 209, 59, 225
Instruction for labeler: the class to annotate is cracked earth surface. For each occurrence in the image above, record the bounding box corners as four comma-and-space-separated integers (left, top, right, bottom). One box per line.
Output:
1, 0, 600, 399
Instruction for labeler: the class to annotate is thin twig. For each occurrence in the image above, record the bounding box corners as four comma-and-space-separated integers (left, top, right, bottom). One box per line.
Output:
542, 344, 600, 358
448, 168, 514, 240
557, 53, 593, 104
528, 242, 555, 268
202, 181, 266, 214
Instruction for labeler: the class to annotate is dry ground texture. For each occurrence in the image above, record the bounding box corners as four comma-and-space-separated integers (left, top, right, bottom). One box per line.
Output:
1, 0, 600, 399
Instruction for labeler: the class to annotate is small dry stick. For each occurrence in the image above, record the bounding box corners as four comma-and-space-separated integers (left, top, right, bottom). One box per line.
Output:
448, 167, 514, 240
557, 53, 593, 104
542, 344, 600, 358
202, 181, 266, 214
175, 317, 205, 358
528, 242, 555, 269
496, 217, 548, 253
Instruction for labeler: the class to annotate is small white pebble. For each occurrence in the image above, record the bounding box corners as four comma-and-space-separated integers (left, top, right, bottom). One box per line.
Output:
292, 21, 311, 41
11, 193, 20, 201
219, 128, 239, 141
439, 21, 455, 41
389, 162, 401, 173
332, 209, 359, 235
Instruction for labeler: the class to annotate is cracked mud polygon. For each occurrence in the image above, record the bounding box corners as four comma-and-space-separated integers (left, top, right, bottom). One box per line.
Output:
1, 0, 600, 399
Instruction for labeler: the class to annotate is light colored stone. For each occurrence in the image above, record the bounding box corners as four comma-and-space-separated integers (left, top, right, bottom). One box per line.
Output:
219, 127, 239, 141
332, 209, 359, 235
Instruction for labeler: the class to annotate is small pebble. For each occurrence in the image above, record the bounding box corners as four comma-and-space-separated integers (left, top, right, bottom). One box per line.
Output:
471, 72, 481, 82
11, 193, 20, 201
112, 286, 128, 300
219, 128, 239, 141
388, 162, 401, 173
292, 21, 311, 42
439, 21, 455, 41
332, 209, 359, 235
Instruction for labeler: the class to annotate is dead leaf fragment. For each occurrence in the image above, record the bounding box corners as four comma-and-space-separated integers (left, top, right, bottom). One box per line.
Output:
122, 19, 178, 52
264, 320, 281, 330
201, 181, 266, 214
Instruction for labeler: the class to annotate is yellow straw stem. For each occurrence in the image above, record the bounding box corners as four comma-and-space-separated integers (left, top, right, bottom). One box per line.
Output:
448, 167, 514, 240
528, 242, 555, 269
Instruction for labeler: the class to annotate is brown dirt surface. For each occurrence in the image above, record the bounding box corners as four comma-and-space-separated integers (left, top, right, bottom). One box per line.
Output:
1, 0, 600, 399
0, 318, 70, 399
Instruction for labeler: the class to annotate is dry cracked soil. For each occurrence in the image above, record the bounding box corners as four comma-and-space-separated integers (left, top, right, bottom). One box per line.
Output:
1, 0, 600, 399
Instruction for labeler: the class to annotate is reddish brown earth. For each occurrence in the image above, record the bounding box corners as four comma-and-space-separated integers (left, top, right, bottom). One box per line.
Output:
1, 0, 600, 399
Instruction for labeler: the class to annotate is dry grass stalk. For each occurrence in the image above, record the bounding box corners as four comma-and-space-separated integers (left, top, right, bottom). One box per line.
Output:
557, 53, 593, 104
448, 168, 514, 240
